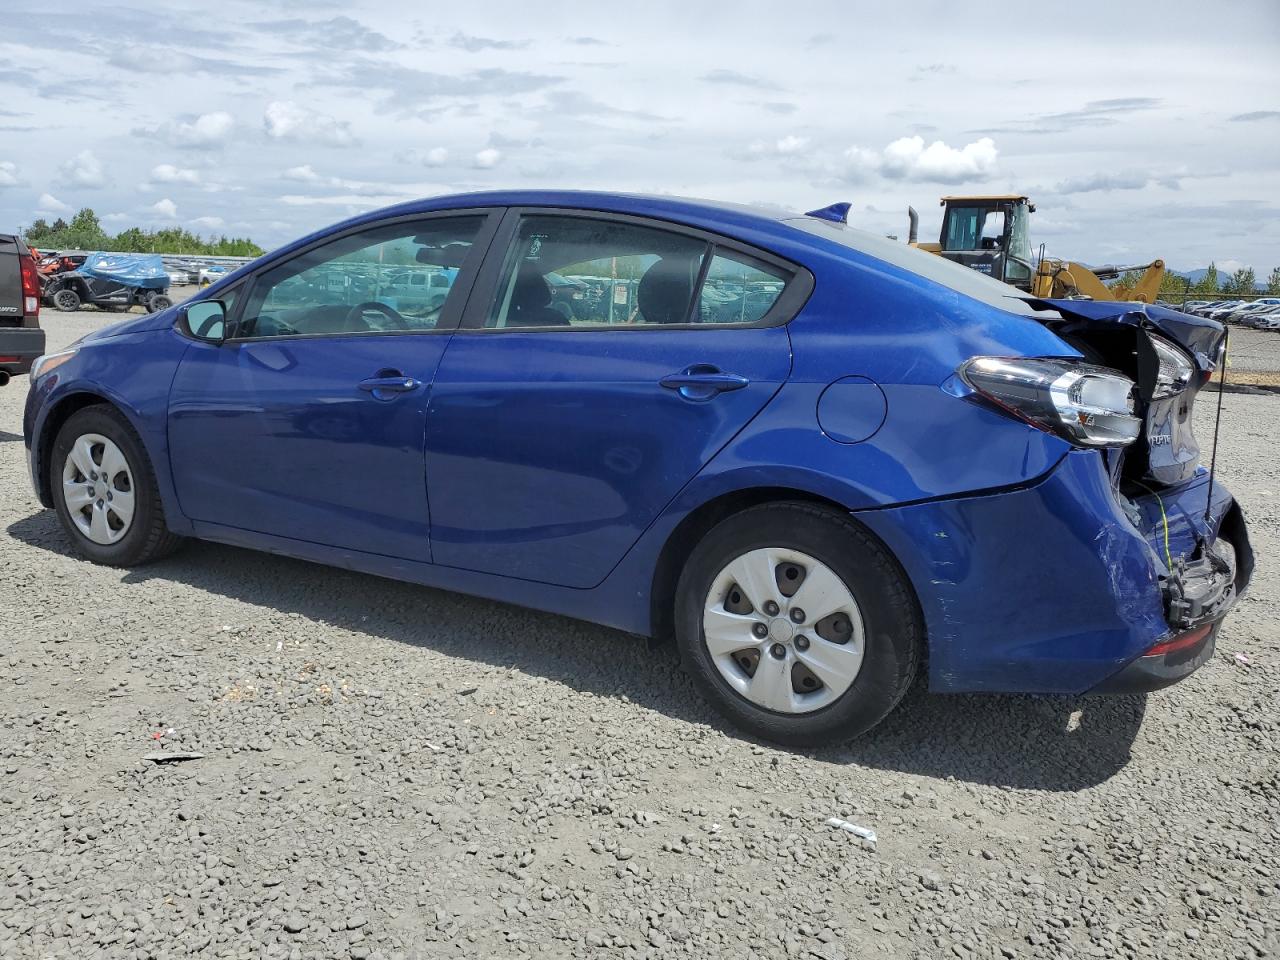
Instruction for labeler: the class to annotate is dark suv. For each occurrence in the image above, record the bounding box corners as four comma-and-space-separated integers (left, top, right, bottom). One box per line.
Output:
0, 233, 45, 385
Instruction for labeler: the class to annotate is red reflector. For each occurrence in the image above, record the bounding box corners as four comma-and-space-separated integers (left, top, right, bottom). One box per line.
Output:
0, 356, 18, 362
1145, 624, 1212, 657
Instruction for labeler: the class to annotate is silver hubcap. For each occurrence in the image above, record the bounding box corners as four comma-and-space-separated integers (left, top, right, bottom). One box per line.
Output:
703, 548, 865, 714
62, 433, 135, 545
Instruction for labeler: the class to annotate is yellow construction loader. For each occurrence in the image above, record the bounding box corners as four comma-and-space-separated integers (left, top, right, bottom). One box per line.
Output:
907, 195, 1165, 303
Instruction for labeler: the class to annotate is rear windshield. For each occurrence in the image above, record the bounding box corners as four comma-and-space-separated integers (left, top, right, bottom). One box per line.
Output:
784, 217, 1039, 317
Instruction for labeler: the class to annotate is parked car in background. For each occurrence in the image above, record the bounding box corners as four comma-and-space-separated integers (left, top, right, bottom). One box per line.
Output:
1227, 298, 1280, 323
22, 191, 1252, 745
0, 232, 45, 384
1241, 305, 1280, 329
198, 264, 230, 287
382, 267, 455, 314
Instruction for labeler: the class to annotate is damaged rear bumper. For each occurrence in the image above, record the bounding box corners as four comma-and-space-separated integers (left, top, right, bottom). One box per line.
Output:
1089, 504, 1250, 693
855, 449, 1252, 694
1088, 621, 1219, 694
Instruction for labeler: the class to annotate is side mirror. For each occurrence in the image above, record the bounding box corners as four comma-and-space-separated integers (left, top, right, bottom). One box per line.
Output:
179, 300, 227, 343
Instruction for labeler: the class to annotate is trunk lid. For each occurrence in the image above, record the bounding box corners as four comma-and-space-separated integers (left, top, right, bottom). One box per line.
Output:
1025, 297, 1226, 487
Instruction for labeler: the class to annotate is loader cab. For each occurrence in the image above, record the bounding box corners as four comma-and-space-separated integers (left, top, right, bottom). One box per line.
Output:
937, 195, 1035, 290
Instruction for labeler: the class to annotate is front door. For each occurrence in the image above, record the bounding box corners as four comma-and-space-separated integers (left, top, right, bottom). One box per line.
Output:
167, 212, 495, 562
424, 210, 799, 588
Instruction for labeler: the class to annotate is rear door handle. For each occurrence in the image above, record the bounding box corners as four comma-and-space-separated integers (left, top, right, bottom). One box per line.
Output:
659, 365, 750, 402
359, 372, 420, 400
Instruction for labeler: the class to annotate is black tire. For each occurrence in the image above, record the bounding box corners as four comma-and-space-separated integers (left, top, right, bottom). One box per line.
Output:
675, 502, 922, 747
53, 288, 81, 312
147, 294, 173, 312
50, 406, 185, 567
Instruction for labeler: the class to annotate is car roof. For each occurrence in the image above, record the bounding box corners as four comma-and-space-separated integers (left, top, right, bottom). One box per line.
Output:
298, 190, 801, 248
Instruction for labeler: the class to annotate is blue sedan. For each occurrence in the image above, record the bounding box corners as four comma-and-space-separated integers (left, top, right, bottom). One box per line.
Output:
22, 192, 1252, 745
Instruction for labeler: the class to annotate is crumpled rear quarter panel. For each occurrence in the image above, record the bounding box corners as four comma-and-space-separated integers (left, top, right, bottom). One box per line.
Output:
855, 450, 1171, 693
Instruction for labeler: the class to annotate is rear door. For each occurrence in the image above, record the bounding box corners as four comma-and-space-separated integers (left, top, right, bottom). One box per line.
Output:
424, 209, 808, 588
168, 211, 498, 562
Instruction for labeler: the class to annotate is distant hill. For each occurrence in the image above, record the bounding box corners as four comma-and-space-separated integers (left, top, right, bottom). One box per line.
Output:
1166, 267, 1265, 292
1174, 268, 1216, 284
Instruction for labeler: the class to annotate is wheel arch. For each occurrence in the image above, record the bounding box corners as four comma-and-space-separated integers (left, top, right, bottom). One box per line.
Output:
35, 391, 136, 508
647, 485, 924, 648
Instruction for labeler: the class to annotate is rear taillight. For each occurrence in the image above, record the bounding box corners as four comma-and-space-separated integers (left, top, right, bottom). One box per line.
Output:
957, 356, 1141, 448
19, 254, 40, 321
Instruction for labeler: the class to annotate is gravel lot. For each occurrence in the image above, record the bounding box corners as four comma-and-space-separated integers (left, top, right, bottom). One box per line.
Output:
1, 311, 1277, 960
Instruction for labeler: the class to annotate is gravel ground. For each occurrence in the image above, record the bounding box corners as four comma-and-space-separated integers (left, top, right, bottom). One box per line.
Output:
1, 312, 1277, 960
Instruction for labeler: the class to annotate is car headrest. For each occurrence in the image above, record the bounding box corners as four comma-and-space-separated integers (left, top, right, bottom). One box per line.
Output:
638, 258, 695, 324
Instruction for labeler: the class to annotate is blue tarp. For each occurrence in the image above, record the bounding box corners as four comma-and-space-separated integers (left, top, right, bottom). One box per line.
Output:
77, 252, 168, 290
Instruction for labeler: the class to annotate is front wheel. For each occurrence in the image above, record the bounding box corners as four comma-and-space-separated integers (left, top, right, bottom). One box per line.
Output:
675, 502, 922, 746
147, 294, 173, 312
51, 406, 185, 566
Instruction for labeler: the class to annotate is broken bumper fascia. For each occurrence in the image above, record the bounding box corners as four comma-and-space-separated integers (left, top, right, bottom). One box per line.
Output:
854, 449, 1251, 694
1087, 621, 1219, 694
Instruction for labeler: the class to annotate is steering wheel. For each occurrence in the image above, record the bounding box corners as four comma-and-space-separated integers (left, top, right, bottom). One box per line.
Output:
344, 301, 409, 331
250, 314, 299, 338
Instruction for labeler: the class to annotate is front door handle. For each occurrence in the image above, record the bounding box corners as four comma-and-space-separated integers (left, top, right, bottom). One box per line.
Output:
659, 365, 750, 402
359, 372, 420, 401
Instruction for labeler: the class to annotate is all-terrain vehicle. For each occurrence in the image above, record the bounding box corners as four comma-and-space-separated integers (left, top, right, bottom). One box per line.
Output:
42, 252, 173, 314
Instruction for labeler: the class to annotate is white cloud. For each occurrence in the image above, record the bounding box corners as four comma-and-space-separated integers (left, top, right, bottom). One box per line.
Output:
279, 193, 406, 207
37, 193, 71, 214
264, 101, 356, 146
746, 136, 811, 158
1063, 173, 1143, 193
0, 161, 19, 187
151, 198, 178, 219
473, 148, 501, 169
883, 136, 997, 182
59, 149, 105, 188
846, 136, 998, 184
191, 216, 225, 229
150, 163, 201, 185
146, 111, 236, 147
424, 147, 448, 167
102, 212, 129, 223
283, 164, 322, 183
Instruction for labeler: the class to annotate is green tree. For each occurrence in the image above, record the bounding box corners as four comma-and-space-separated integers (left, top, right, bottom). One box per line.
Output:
1266, 267, 1280, 295
1224, 267, 1256, 295
112, 227, 147, 252
22, 214, 265, 258
63, 208, 110, 250
1193, 262, 1220, 295
1160, 270, 1192, 299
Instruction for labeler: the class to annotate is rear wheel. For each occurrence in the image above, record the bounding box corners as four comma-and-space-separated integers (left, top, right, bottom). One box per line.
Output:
147, 294, 173, 312
51, 406, 185, 566
675, 502, 921, 746
53, 288, 81, 312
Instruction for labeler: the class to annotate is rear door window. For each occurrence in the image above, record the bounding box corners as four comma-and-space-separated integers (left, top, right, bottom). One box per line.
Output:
477, 213, 797, 330
483, 215, 708, 328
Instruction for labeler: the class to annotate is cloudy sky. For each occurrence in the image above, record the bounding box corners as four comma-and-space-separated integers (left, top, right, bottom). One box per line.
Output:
1, 0, 1277, 272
